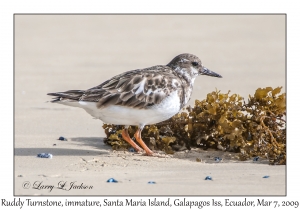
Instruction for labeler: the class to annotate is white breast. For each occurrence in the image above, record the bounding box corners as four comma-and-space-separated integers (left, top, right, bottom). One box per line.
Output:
60, 91, 181, 127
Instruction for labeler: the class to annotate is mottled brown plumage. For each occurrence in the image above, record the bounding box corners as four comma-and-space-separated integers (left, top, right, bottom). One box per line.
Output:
47, 53, 222, 156
48, 53, 221, 110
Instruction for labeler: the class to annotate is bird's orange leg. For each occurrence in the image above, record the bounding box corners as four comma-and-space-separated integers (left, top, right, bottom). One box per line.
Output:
134, 129, 154, 156
121, 129, 143, 152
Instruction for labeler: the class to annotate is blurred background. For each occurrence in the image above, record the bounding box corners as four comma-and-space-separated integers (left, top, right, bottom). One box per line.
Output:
15, 15, 285, 100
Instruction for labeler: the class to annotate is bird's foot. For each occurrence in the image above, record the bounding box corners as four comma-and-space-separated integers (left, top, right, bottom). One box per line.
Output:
134, 130, 154, 156
121, 129, 143, 152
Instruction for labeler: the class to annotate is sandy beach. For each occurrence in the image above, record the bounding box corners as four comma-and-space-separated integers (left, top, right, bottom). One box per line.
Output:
14, 15, 286, 196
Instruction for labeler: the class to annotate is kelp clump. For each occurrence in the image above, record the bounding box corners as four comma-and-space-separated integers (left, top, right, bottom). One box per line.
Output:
103, 87, 286, 165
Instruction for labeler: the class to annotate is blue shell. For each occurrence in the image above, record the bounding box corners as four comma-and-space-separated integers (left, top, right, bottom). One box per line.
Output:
205, 176, 212, 180
214, 157, 222, 162
253, 156, 260, 161
36, 153, 53, 158
128, 147, 135, 152
58, 136, 67, 141
148, 181, 156, 184
263, 176, 270, 178
107, 178, 118, 183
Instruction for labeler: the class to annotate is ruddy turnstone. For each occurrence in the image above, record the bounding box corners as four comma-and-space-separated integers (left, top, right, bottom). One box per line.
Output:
47, 53, 222, 156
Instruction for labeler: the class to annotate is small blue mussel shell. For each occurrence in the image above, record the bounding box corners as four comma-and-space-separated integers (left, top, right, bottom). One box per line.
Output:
107, 178, 118, 183
205, 176, 212, 180
214, 157, 222, 162
36, 153, 53, 159
58, 136, 67, 141
253, 156, 260, 161
148, 181, 156, 184
128, 147, 135, 152
263, 176, 270, 178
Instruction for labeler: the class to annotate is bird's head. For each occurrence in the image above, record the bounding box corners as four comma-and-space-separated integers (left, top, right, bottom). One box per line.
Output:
167, 53, 222, 80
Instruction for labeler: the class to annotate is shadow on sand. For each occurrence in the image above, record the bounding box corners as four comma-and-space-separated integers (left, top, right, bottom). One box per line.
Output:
14, 137, 111, 156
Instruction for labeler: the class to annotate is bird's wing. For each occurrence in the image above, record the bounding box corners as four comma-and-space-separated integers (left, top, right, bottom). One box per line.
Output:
80, 66, 182, 109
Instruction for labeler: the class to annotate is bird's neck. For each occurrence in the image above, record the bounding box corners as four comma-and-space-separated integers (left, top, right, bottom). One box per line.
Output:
172, 66, 197, 85
171, 67, 197, 109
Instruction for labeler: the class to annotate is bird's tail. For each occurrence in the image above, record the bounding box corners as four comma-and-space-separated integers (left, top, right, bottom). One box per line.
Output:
47, 90, 85, 102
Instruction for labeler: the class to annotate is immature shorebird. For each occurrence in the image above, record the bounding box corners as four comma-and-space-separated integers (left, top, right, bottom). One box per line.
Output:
47, 53, 222, 156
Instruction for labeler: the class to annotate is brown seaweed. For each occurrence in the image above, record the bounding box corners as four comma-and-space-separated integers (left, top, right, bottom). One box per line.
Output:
103, 87, 286, 165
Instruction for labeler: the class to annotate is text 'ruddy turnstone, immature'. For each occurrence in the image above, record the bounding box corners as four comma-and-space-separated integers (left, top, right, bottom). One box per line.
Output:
48, 53, 222, 156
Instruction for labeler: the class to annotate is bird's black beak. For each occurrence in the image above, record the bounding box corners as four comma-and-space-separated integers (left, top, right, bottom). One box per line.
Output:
200, 67, 222, 78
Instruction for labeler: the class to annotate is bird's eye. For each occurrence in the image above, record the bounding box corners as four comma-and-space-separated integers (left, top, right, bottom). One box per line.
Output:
192, 62, 198, 66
